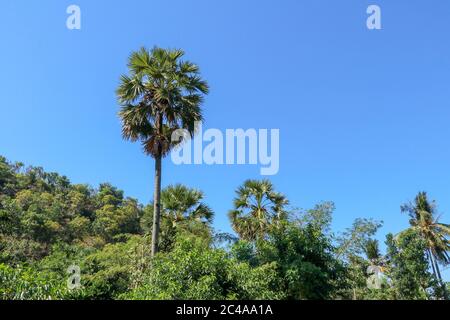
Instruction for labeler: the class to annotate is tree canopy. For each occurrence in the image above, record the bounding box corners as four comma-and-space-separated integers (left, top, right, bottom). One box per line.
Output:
0, 155, 449, 300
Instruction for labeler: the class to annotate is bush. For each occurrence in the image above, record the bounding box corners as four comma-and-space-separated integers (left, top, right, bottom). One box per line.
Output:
123, 238, 282, 300
0, 263, 72, 300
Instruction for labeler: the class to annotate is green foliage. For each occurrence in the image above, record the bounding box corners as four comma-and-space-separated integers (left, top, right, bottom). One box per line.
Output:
364, 239, 381, 263
0, 263, 70, 300
140, 184, 214, 252
124, 238, 281, 300
35, 236, 152, 300
386, 230, 437, 299
400, 192, 450, 298
296, 201, 334, 234
255, 221, 345, 299
0, 158, 145, 265
336, 218, 383, 261
81, 235, 151, 299
1, 155, 449, 300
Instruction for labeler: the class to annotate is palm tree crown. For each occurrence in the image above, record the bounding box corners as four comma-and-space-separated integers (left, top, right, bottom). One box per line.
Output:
229, 179, 288, 241
401, 192, 450, 265
141, 184, 214, 251
364, 239, 382, 265
117, 47, 209, 157
160, 184, 214, 226
400, 191, 450, 297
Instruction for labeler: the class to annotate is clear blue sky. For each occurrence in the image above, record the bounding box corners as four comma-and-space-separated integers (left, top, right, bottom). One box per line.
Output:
1, 0, 450, 277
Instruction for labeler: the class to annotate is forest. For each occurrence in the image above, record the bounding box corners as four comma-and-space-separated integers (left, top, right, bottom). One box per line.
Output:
1, 47, 449, 300
0, 154, 449, 300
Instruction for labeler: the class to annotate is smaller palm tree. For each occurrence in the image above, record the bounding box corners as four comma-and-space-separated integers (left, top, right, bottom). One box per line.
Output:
228, 179, 288, 241
364, 239, 382, 265
141, 184, 214, 250
161, 184, 213, 227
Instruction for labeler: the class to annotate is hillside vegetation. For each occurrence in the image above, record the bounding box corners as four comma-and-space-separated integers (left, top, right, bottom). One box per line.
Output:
0, 155, 448, 300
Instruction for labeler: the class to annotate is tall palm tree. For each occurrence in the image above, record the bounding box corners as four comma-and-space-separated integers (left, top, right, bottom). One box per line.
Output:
116, 47, 209, 256
228, 179, 288, 241
400, 191, 450, 298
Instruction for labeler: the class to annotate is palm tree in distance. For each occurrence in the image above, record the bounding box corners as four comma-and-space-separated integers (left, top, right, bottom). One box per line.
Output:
364, 239, 382, 266
116, 47, 209, 257
160, 184, 214, 227
364, 238, 387, 276
141, 184, 214, 251
400, 192, 450, 298
229, 179, 288, 241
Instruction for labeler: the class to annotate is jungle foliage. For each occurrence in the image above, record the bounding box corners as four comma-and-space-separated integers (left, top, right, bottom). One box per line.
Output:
0, 156, 448, 300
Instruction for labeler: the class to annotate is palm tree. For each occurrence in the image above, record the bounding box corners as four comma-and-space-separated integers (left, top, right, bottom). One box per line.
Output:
364, 239, 387, 279
116, 47, 209, 256
160, 184, 213, 226
228, 179, 288, 241
141, 184, 214, 250
364, 239, 382, 265
400, 191, 450, 298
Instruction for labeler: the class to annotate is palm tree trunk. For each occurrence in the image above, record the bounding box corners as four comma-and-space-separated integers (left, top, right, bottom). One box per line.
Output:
427, 249, 438, 280
432, 255, 442, 283
151, 154, 162, 257
430, 251, 448, 299
433, 257, 448, 300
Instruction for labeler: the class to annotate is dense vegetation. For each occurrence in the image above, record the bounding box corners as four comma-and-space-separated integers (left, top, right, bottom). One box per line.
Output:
1, 47, 449, 300
1, 155, 449, 300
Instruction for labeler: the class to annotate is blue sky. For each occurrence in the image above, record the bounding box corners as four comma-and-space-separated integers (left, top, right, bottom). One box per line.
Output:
1, 0, 450, 277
